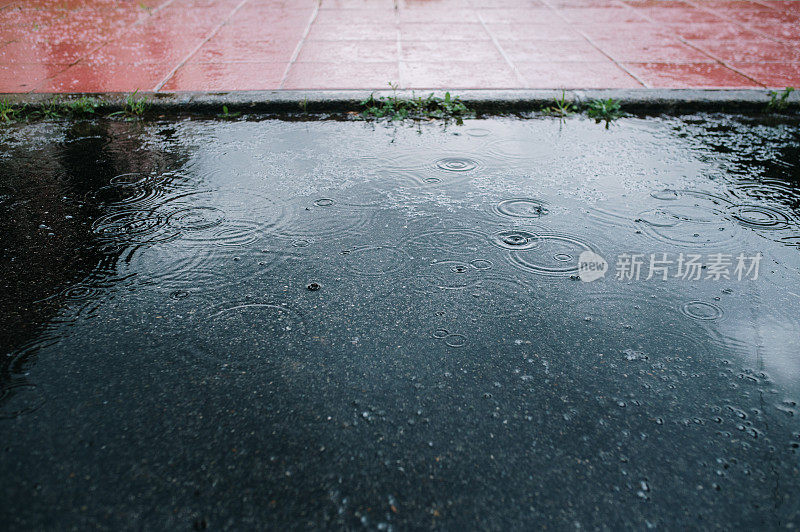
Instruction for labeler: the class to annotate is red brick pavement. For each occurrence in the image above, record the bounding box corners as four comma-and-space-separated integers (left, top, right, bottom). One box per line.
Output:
1, 0, 798, 93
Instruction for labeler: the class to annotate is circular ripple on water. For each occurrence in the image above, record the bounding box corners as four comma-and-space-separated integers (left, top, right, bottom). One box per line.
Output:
340, 245, 411, 277
167, 206, 226, 231
407, 229, 488, 255
680, 301, 724, 321
275, 201, 373, 240
435, 157, 478, 172
444, 334, 467, 348
192, 303, 306, 367
491, 229, 540, 250
494, 198, 550, 219
182, 219, 263, 247
109, 172, 157, 187
123, 243, 268, 291
650, 189, 680, 201
374, 152, 484, 186
728, 204, 793, 230
635, 203, 739, 250
86, 184, 166, 209
465, 128, 490, 137
419, 259, 484, 290
483, 138, 553, 162
0, 382, 45, 420
157, 189, 285, 237
447, 277, 535, 319
92, 211, 175, 244
61, 284, 104, 301
507, 233, 596, 276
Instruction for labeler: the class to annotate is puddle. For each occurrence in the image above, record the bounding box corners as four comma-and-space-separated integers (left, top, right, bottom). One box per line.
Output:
1, 115, 800, 529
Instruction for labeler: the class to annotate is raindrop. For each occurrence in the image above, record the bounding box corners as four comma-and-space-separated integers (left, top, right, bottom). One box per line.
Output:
340, 245, 410, 277
465, 128, 490, 137
728, 204, 792, 230
444, 334, 466, 348
680, 301, 724, 321
435, 157, 478, 172
651, 188, 680, 200
492, 230, 539, 250
470, 259, 492, 270
506, 234, 596, 276
494, 198, 550, 218
167, 206, 225, 231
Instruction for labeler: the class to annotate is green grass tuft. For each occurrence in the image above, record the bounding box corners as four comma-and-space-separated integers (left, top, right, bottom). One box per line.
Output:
767, 87, 795, 112
585, 98, 623, 127
361, 83, 471, 123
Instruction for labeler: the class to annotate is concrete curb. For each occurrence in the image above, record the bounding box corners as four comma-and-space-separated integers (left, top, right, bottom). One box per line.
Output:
3, 89, 799, 115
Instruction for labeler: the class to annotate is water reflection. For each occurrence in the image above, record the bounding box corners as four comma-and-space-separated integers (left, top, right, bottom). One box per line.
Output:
1, 114, 799, 528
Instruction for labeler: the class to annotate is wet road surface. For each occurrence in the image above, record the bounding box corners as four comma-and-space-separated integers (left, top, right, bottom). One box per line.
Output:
1, 115, 799, 529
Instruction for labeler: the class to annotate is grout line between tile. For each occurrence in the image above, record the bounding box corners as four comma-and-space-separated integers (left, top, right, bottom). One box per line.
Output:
153, 0, 252, 92
683, 0, 790, 46
278, 3, 321, 89
476, 12, 526, 87
29, 0, 181, 94
539, 0, 648, 88
620, 1, 766, 88
395, 0, 403, 89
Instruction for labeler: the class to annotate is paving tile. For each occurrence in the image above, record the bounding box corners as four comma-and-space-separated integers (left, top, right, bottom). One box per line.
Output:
498, 40, 608, 62
400, 22, 490, 41
282, 61, 399, 89
475, 8, 566, 24
477, 0, 548, 5
516, 61, 641, 88
401, 40, 504, 63
484, 23, 585, 41
400, 61, 522, 88
399, 7, 480, 23
298, 40, 398, 62
667, 22, 765, 40
622, 62, 762, 88
84, 38, 200, 66
307, 22, 398, 41
631, 6, 725, 24
688, 39, 800, 63
0, 64, 65, 92
555, 7, 650, 23
0, 41, 97, 65
313, 8, 394, 25
745, 22, 800, 43
37, 62, 172, 92
161, 62, 286, 91
319, 0, 396, 8
190, 37, 299, 63
572, 23, 677, 41
729, 62, 800, 87
594, 40, 716, 63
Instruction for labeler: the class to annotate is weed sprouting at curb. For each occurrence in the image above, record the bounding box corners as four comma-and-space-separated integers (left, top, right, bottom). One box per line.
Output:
544, 90, 576, 118
586, 98, 623, 128
361, 83, 472, 123
767, 87, 795, 112
62, 96, 101, 117
0, 99, 21, 123
108, 90, 148, 120
218, 105, 241, 118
